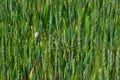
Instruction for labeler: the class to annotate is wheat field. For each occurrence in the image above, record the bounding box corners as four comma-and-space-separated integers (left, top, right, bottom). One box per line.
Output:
0, 0, 120, 80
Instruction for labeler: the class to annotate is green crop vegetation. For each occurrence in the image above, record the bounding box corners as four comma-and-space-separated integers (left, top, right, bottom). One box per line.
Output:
0, 0, 120, 80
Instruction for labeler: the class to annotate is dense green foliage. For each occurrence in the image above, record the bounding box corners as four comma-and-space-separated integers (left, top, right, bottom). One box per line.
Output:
0, 0, 120, 80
